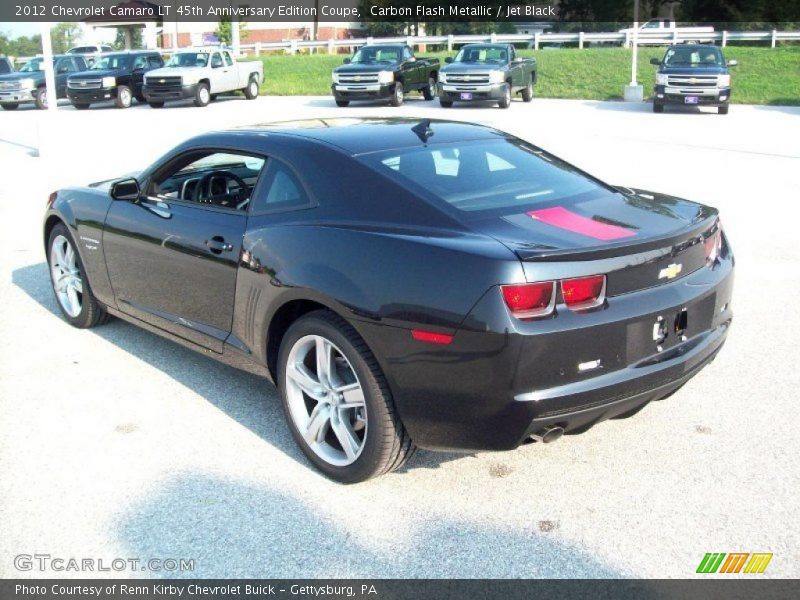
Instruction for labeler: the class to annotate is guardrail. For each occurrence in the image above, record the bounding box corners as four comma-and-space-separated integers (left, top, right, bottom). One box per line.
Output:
13, 29, 799, 64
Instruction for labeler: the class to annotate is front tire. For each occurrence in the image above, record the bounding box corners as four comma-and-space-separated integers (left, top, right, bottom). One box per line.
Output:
244, 76, 259, 100
439, 99, 453, 108
718, 105, 729, 115
47, 223, 108, 329
653, 102, 664, 113
115, 85, 132, 109
34, 87, 48, 110
148, 101, 165, 109
1, 103, 20, 110
278, 310, 415, 483
497, 83, 511, 109
521, 80, 534, 102
72, 102, 90, 110
389, 81, 404, 107
194, 82, 210, 107
422, 76, 436, 101
335, 99, 350, 107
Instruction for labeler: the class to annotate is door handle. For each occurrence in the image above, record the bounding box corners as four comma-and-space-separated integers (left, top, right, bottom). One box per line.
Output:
205, 236, 233, 254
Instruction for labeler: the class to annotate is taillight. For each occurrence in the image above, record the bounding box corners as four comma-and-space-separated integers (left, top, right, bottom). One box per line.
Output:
561, 275, 606, 311
704, 222, 722, 265
501, 282, 555, 319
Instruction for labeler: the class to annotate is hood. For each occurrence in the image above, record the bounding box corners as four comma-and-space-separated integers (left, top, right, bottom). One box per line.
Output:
69, 69, 119, 80
467, 187, 716, 261
440, 62, 508, 74
334, 62, 399, 74
0, 71, 43, 83
144, 66, 199, 79
659, 65, 727, 75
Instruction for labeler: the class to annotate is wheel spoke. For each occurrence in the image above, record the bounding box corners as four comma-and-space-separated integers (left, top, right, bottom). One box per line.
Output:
69, 277, 83, 294
304, 403, 330, 445
315, 337, 334, 388
54, 242, 67, 268
331, 417, 361, 460
66, 286, 80, 315
336, 382, 365, 408
64, 243, 75, 268
287, 362, 323, 399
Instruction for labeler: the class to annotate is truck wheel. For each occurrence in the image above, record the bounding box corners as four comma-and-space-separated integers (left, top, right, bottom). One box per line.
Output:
718, 105, 729, 115
521, 81, 534, 102
194, 83, 211, 107
653, 102, 664, 113
148, 101, 165, 109
244, 77, 259, 100
135, 93, 145, 103
439, 100, 453, 108
497, 83, 511, 109
389, 82, 404, 107
422, 77, 436, 101
72, 103, 90, 110
335, 100, 350, 107
278, 309, 416, 483
1, 103, 19, 110
34, 87, 48, 110
115, 85, 132, 109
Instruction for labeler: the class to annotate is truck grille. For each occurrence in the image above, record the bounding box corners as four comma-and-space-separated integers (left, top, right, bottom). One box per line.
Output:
666, 75, 718, 88
68, 79, 103, 90
145, 76, 182, 91
0, 81, 21, 91
338, 73, 379, 84
447, 73, 491, 85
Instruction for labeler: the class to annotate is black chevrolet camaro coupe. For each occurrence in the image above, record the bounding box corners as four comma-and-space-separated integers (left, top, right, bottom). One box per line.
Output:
44, 118, 734, 482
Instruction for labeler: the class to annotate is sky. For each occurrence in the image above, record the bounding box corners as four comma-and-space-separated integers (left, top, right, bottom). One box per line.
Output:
2, 22, 43, 39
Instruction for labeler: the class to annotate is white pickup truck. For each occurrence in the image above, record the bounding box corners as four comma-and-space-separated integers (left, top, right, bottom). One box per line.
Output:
142, 47, 263, 108
620, 20, 715, 45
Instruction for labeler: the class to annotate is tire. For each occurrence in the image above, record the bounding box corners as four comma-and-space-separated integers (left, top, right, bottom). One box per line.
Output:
278, 310, 415, 483
135, 94, 146, 103
47, 223, 109, 329
439, 99, 453, 108
34, 87, 48, 110
718, 105, 729, 115
72, 102, 90, 110
243, 77, 259, 100
389, 81, 404, 107
335, 100, 350, 107
194, 82, 210, 107
653, 102, 664, 113
148, 101, 165, 109
114, 85, 132, 109
1, 103, 20, 110
422, 76, 436, 101
521, 80, 534, 102
497, 83, 511, 109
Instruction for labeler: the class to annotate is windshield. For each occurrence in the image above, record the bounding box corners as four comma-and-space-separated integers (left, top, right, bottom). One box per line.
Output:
91, 54, 131, 70
19, 58, 46, 72
167, 53, 209, 68
663, 46, 723, 67
454, 46, 509, 64
350, 46, 401, 64
362, 139, 608, 215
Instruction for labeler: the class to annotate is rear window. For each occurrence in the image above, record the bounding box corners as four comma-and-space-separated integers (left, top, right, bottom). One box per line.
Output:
361, 139, 610, 215
0, 59, 11, 74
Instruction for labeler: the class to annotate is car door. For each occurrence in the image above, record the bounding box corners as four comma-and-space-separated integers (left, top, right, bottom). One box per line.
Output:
54, 57, 77, 98
102, 150, 266, 352
221, 51, 240, 90
130, 55, 148, 95
401, 46, 419, 88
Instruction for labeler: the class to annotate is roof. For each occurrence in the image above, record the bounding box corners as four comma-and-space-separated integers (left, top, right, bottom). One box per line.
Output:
231, 118, 508, 155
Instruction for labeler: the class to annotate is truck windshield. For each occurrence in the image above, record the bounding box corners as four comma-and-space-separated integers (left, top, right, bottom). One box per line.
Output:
454, 47, 508, 63
663, 47, 723, 67
350, 47, 400, 64
91, 54, 131, 70
19, 58, 47, 72
167, 53, 209, 68
362, 139, 609, 215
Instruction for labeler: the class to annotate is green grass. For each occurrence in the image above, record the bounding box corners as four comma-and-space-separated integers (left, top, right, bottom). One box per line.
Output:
244, 45, 800, 106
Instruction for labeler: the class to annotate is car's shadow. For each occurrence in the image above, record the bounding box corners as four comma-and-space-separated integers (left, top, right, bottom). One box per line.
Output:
12, 261, 470, 477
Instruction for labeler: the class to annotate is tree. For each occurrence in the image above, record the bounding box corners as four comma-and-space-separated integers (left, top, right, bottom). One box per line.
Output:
50, 22, 81, 54
114, 27, 143, 50
215, 17, 248, 45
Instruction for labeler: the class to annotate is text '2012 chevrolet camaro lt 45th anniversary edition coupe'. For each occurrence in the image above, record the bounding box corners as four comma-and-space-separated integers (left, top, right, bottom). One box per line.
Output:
44, 118, 733, 482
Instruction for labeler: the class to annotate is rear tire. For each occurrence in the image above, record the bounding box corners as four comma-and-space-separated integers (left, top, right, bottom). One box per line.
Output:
497, 83, 511, 109
244, 76, 259, 100
718, 105, 729, 115
653, 102, 664, 113
422, 76, 436, 101
34, 87, 48, 110
335, 100, 350, 107
389, 81, 404, 107
439, 99, 453, 108
148, 101, 165, 109
194, 82, 210, 107
521, 80, 534, 102
114, 85, 132, 109
47, 223, 109, 329
278, 310, 415, 483
2, 103, 20, 110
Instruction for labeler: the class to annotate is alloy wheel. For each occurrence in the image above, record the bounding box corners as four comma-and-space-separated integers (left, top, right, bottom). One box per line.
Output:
284, 334, 367, 466
50, 235, 83, 318
200, 87, 210, 104
119, 88, 131, 107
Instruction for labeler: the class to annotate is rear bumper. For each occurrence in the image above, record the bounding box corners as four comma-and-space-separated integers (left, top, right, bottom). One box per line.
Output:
142, 83, 197, 102
356, 252, 734, 451
67, 87, 118, 103
332, 83, 393, 101
655, 84, 731, 106
437, 82, 507, 101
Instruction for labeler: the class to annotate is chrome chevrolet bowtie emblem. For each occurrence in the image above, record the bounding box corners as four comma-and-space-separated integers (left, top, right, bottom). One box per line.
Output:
354, 75, 362, 81
159, 79, 165, 83
689, 77, 697, 84
659, 263, 683, 280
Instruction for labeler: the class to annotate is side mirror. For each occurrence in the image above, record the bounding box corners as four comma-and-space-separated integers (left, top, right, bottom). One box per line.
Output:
58, 66, 70, 74
444, 57, 453, 64
406, 56, 416, 63
110, 178, 140, 201
343, 57, 351, 64
649, 58, 661, 65
727, 59, 737, 67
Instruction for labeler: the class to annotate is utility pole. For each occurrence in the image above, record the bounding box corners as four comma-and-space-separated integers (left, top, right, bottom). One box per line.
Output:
624, 0, 644, 101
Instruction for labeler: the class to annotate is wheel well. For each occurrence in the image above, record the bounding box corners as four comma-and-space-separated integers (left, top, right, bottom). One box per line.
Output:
198, 78, 210, 87
43, 215, 63, 252
266, 299, 328, 380
429, 70, 438, 81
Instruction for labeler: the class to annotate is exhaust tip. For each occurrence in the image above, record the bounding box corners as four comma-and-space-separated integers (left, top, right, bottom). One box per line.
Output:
530, 426, 565, 444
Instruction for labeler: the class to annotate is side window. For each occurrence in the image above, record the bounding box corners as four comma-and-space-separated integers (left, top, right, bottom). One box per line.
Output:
252, 160, 312, 213
133, 55, 148, 70
403, 47, 412, 61
211, 53, 223, 68
148, 55, 163, 69
223, 51, 234, 67
149, 151, 266, 211
56, 58, 74, 73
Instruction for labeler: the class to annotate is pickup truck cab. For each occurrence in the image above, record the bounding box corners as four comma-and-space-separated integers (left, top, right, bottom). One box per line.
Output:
142, 47, 263, 108
67, 51, 164, 109
0, 57, 13, 75
331, 44, 439, 107
0, 54, 87, 110
651, 44, 735, 114
438, 43, 537, 109
67, 44, 114, 67
620, 20, 714, 45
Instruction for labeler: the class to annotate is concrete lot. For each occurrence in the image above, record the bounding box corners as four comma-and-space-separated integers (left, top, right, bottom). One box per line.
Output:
0, 95, 799, 578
